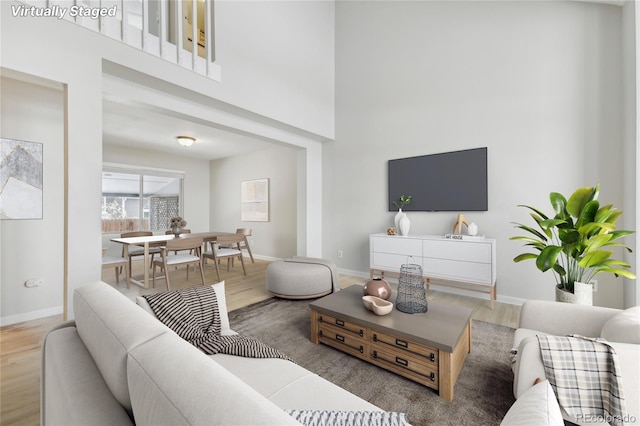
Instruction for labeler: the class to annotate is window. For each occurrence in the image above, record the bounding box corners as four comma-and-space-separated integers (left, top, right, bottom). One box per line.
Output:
101, 165, 184, 234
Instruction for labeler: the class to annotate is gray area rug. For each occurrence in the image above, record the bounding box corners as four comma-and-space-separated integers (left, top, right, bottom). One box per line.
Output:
228, 296, 516, 426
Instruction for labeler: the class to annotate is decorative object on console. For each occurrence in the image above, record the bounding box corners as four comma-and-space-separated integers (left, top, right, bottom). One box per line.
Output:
468, 222, 478, 236
399, 213, 410, 236
511, 184, 635, 305
396, 263, 428, 313
170, 216, 187, 236
452, 213, 470, 235
362, 295, 394, 316
387, 227, 396, 235
363, 277, 392, 300
393, 195, 412, 230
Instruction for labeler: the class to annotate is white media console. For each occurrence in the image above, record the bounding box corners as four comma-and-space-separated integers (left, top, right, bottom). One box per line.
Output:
369, 234, 497, 309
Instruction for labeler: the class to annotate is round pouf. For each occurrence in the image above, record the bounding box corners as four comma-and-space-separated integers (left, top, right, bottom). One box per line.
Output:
266, 260, 333, 299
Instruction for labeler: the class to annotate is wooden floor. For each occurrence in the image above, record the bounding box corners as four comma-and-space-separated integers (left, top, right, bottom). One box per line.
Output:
0, 257, 520, 425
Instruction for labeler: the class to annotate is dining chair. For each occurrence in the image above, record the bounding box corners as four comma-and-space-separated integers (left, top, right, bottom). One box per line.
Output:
164, 229, 193, 254
101, 247, 130, 288
120, 231, 162, 274
152, 237, 205, 291
203, 233, 247, 281
236, 228, 254, 263
218, 228, 254, 265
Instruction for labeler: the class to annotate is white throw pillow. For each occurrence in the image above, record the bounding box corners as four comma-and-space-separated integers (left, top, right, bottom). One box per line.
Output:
601, 306, 640, 344
136, 280, 231, 333
500, 380, 563, 426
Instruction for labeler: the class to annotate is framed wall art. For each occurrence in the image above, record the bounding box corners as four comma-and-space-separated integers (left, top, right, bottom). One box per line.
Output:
0, 138, 43, 220
241, 178, 269, 222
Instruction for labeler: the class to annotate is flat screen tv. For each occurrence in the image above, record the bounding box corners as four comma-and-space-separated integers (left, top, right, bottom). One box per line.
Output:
388, 147, 488, 212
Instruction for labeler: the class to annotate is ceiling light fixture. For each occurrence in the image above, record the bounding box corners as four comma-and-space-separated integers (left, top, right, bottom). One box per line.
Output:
177, 136, 196, 147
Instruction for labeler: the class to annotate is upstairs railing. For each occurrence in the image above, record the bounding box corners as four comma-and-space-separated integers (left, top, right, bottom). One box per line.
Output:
16, 0, 220, 81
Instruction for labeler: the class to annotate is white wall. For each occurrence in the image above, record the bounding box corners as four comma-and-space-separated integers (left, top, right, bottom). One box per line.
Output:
0, 76, 65, 324
0, 0, 333, 322
331, 1, 632, 308
209, 146, 298, 259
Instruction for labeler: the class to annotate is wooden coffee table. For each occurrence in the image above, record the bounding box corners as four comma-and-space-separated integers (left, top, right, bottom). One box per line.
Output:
309, 285, 473, 401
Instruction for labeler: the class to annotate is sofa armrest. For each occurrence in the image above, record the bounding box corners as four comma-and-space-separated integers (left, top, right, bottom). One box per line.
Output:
513, 336, 547, 399
519, 300, 620, 337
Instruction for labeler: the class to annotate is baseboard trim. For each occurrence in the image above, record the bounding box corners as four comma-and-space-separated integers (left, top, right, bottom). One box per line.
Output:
1, 305, 64, 326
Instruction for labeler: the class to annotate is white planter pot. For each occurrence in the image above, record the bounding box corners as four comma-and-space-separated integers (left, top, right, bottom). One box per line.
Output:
555, 282, 593, 305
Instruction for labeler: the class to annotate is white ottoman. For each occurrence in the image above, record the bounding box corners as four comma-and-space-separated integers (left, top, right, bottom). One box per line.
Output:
266, 258, 335, 299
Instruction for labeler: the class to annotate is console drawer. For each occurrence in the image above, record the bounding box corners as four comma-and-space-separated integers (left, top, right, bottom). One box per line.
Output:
371, 330, 438, 366
319, 325, 367, 360
369, 346, 439, 389
317, 314, 368, 340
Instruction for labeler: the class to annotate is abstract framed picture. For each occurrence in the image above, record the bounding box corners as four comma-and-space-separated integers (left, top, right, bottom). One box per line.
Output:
0, 138, 43, 220
241, 178, 269, 222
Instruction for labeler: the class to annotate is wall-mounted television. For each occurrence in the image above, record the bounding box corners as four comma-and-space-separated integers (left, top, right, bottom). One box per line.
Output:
388, 147, 488, 212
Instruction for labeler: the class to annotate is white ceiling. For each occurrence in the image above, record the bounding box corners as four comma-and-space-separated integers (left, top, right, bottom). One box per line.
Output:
102, 95, 280, 161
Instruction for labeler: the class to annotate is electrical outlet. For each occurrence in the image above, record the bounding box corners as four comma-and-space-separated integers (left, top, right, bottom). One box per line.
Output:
337, 250, 343, 258
592, 279, 598, 293
25, 279, 43, 288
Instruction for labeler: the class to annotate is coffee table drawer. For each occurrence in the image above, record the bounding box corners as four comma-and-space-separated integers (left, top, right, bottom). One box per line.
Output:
319, 325, 367, 360
318, 314, 368, 340
371, 330, 438, 366
370, 346, 439, 389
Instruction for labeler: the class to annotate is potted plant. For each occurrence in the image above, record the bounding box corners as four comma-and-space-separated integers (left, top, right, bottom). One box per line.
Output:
393, 195, 412, 236
511, 184, 635, 304
170, 216, 187, 237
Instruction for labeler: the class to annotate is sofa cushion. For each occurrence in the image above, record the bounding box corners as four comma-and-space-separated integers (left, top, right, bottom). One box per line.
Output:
601, 306, 640, 344
42, 325, 134, 425
73, 282, 171, 414
136, 280, 231, 334
212, 354, 381, 412
501, 380, 563, 426
127, 333, 301, 425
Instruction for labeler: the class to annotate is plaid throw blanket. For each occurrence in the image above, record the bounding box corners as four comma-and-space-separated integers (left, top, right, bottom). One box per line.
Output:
144, 286, 292, 361
537, 335, 626, 426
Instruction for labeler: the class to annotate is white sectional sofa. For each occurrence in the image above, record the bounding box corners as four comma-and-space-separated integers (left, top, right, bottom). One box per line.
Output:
511, 300, 640, 426
41, 281, 382, 425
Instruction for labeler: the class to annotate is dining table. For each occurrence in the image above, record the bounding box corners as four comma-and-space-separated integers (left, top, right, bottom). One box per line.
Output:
111, 231, 235, 288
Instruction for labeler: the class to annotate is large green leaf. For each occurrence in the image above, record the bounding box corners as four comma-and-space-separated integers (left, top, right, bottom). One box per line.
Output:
558, 228, 580, 244
584, 234, 612, 253
540, 219, 565, 230
550, 192, 567, 216
594, 268, 637, 279
578, 222, 616, 236
517, 205, 549, 220
567, 186, 597, 218
578, 250, 612, 268
513, 253, 538, 262
576, 200, 599, 228
536, 245, 562, 272
512, 224, 548, 241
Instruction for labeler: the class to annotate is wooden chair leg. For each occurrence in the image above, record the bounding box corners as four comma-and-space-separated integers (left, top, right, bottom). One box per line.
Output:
244, 237, 255, 263
125, 262, 130, 289
238, 254, 247, 276
114, 266, 120, 284
165, 260, 172, 291
199, 261, 206, 286
213, 256, 221, 282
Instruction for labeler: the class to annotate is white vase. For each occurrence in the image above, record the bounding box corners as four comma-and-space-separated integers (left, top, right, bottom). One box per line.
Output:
555, 282, 593, 305
468, 223, 478, 236
399, 213, 410, 236
394, 208, 403, 231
